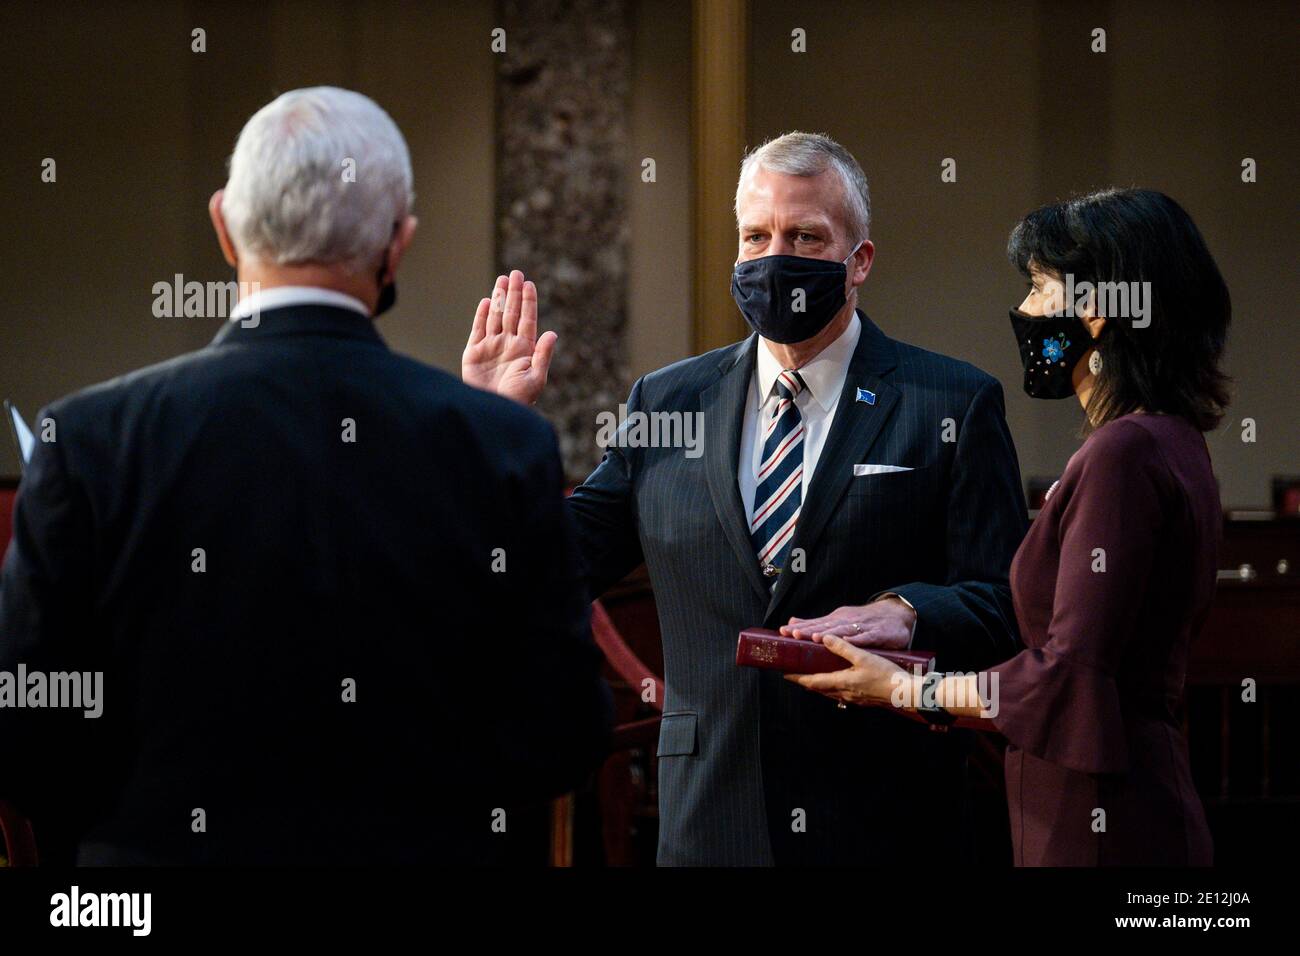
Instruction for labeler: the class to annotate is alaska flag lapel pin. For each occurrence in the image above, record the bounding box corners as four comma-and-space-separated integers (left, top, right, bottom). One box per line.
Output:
855, 386, 877, 406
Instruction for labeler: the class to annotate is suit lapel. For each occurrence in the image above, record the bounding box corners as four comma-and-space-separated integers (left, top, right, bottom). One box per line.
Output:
766, 314, 900, 619
701, 335, 771, 603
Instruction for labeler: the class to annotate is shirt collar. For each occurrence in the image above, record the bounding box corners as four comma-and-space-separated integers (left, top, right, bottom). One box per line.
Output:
755, 312, 862, 412
229, 285, 370, 321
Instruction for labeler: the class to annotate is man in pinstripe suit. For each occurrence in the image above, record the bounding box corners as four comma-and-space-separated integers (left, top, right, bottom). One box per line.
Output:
464, 133, 1027, 865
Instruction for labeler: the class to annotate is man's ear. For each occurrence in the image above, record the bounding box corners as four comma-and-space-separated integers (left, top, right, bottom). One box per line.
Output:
381, 215, 419, 282
208, 190, 239, 268
850, 239, 875, 287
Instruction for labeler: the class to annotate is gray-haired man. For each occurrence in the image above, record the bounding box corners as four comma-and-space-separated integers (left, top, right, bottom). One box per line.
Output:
465, 132, 1027, 865
0, 87, 611, 864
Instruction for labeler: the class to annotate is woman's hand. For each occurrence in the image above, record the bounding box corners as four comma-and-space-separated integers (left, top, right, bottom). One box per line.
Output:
784, 634, 913, 708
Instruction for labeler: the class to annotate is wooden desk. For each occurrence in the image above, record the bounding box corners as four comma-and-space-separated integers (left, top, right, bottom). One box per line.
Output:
1186, 517, 1300, 864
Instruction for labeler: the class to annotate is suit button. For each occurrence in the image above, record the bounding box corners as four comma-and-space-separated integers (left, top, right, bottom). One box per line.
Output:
761, 562, 779, 578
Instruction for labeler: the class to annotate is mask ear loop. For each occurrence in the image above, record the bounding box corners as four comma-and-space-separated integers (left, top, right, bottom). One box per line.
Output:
377, 220, 402, 287
842, 240, 865, 309
842, 239, 865, 267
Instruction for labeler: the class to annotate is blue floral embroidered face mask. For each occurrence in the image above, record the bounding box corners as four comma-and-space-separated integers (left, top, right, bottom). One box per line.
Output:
1008, 307, 1091, 400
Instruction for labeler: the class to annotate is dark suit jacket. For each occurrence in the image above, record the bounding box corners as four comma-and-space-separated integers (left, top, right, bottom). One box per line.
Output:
568, 313, 1026, 865
0, 304, 612, 864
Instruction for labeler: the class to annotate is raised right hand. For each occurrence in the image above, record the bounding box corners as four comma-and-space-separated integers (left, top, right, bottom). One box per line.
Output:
462, 270, 557, 406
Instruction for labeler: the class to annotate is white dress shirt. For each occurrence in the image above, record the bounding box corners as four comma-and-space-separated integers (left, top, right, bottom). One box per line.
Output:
735, 312, 917, 639
228, 285, 370, 321
738, 313, 861, 525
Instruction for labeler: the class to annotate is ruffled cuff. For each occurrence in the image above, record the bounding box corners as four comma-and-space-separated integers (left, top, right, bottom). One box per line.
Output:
983, 647, 1128, 774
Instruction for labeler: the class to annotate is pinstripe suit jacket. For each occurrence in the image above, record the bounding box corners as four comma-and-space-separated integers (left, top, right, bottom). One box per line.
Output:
568, 313, 1026, 865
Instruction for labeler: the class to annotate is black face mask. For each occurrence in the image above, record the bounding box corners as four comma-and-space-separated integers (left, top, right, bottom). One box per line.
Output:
374, 249, 397, 317
730, 243, 861, 344
1008, 307, 1091, 400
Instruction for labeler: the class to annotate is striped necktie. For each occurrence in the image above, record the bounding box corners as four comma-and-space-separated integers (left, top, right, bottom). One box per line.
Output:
751, 368, 805, 576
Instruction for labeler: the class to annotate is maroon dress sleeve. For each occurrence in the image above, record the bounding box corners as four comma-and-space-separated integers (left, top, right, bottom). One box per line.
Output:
986, 420, 1171, 774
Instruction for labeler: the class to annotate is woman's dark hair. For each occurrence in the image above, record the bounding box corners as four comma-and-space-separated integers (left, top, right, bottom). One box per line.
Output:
1007, 188, 1231, 432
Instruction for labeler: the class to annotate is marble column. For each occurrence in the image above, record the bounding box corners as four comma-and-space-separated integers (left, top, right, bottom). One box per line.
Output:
496, 0, 632, 481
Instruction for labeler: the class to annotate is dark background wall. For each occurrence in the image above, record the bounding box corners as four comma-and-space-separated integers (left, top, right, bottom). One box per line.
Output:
0, 0, 1294, 504
0, 0, 497, 470
749, 0, 1298, 506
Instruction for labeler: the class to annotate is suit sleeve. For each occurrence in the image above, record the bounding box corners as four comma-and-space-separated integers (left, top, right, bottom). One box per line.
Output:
484, 420, 614, 803
0, 407, 99, 841
882, 378, 1026, 672
564, 376, 647, 599
985, 423, 1167, 773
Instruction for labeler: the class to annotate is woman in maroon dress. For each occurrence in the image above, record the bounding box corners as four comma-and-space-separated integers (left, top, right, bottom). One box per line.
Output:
788, 189, 1230, 865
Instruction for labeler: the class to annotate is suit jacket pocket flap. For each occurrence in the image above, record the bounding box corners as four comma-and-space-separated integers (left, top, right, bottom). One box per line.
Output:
656, 712, 698, 756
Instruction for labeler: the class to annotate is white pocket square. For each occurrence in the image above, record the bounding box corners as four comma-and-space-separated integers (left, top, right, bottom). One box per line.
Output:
853, 464, 914, 476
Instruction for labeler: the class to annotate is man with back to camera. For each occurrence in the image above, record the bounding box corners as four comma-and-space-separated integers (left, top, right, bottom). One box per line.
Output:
464, 132, 1028, 865
0, 86, 612, 864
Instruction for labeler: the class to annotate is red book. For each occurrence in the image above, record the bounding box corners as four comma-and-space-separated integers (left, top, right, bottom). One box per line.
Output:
735, 628, 935, 675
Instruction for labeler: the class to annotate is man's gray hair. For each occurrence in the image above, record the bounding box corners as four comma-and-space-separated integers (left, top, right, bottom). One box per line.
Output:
735, 132, 871, 243
222, 86, 414, 274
